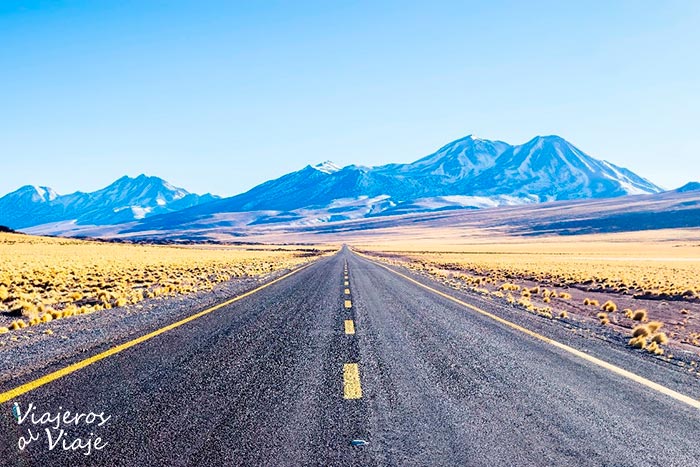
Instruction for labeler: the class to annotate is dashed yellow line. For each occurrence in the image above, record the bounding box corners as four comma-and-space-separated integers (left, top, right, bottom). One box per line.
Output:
343, 363, 362, 399
0, 263, 314, 405
355, 251, 700, 409
344, 281, 349, 286
344, 319, 355, 335
344, 288, 351, 295
344, 299, 352, 309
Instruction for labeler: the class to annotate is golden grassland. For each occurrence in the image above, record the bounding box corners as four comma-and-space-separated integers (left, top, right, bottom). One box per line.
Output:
356, 229, 700, 301
0, 233, 327, 335
355, 228, 700, 360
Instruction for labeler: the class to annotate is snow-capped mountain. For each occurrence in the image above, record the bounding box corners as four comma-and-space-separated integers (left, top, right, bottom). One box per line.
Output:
469, 136, 661, 200
117, 134, 661, 236
1, 134, 664, 235
0, 175, 218, 229
185, 134, 660, 212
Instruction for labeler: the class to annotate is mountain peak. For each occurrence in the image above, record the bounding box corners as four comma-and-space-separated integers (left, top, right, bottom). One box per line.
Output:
312, 161, 341, 174
12, 185, 58, 202
676, 181, 700, 193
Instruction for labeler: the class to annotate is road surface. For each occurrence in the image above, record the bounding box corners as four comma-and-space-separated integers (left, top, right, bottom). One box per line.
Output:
1, 248, 699, 466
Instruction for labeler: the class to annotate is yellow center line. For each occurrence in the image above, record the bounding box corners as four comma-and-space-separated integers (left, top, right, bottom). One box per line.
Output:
344, 299, 352, 309
0, 262, 315, 405
343, 363, 362, 399
354, 251, 700, 409
344, 319, 355, 335
344, 288, 351, 295
344, 281, 349, 286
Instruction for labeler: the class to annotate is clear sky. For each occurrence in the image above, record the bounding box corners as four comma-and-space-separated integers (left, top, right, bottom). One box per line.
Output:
1, 0, 698, 197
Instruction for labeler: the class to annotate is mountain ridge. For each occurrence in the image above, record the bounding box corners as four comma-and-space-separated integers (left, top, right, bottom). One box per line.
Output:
1, 134, 669, 234
0, 174, 218, 229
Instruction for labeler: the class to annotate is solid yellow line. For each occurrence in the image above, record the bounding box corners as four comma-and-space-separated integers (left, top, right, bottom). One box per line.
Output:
355, 251, 700, 409
344, 299, 352, 309
344, 288, 351, 295
343, 363, 362, 399
344, 319, 355, 335
0, 262, 314, 404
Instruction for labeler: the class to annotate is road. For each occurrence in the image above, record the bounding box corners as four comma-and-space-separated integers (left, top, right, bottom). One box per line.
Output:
1, 248, 699, 466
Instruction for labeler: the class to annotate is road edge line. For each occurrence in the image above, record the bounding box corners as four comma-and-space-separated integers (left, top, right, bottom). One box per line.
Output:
353, 250, 700, 409
0, 260, 318, 404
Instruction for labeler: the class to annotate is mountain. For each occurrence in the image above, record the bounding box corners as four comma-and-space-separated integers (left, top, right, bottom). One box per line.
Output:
0, 175, 218, 229
677, 182, 700, 193
90, 134, 664, 240
4, 134, 664, 236
469, 136, 661, 200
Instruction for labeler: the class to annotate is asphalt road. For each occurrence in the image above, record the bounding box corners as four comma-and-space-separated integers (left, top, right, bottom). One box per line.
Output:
1, 248, 699, 466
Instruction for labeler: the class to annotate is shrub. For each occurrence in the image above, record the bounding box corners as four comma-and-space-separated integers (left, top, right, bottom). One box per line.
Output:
628, 336, 647, 349
584, 298, 600, 307
0, 326, 8, 334
651, 332, 669, 345
632, 325, 650, 338
0, 285, 8, 301
19, 302, 39, 318
647, 321, 663, 333
632, 309, 648, 322
623, 309, 633, 319
559, 292, 572, 300
68, 291, 83, 301
9, 320, 26, 330
559, 310, 568, 318
601, 300, 617, 313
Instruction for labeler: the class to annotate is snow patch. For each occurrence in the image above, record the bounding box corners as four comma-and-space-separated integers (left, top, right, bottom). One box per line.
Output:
312, 161, 341, 174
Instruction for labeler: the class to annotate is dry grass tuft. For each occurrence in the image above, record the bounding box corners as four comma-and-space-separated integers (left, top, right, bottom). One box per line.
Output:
647, 321, 663, 333
9, 319, 27, 330
601, 300, 618, 313
628, 336, 647, 349
632, 325, 650, 338
651, 332, 669, 345
632, 309, 648, 322
558, 292, 572, 300
559, 310, 568, 319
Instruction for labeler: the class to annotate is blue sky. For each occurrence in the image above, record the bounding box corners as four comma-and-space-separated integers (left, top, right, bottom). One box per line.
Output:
1, 0, 698, 197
